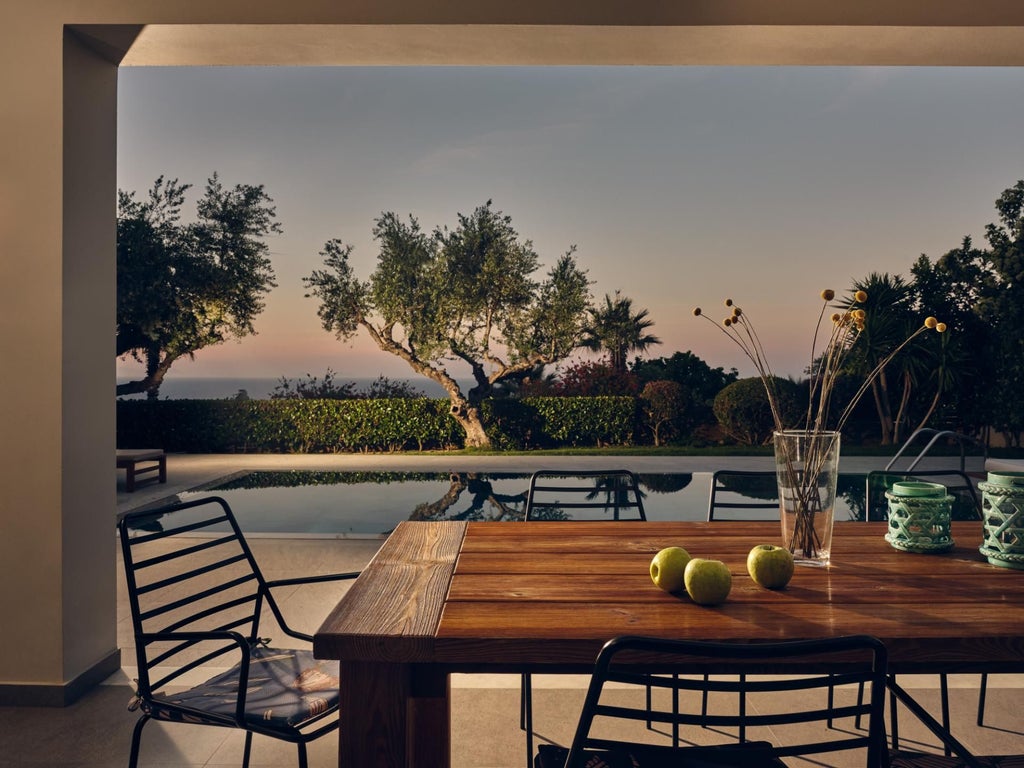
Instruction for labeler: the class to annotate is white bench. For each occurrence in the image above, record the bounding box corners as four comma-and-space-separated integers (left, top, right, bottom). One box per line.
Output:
116, 449, 167, 492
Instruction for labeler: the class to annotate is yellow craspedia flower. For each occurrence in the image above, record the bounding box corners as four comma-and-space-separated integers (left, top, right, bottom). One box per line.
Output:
693, 307, 702, 316
821, 289, 835, 301
936, 322, 947, 333
732, 307, 742, 317
723, 317, 733, 327
853, 309, 866, 321
924, 316, 938, 329
725, 298, 734, 307
831, 312, 842, 323
854, 290, 868, 303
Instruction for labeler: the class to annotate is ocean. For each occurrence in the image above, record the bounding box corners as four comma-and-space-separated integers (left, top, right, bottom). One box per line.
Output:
115, 376, 456, 400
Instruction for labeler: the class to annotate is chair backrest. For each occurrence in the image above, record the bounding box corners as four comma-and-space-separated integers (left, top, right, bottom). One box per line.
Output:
525, 469, 646, 521
118, 496, 282, 699
565, 634, 889, 768
707, 469, 779, 521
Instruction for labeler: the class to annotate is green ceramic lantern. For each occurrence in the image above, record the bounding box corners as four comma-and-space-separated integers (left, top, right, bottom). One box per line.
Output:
885, 480, 954, 553
978, 471, 1024, 570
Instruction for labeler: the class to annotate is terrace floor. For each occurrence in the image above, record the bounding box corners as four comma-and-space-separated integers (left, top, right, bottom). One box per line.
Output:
3, 452, 1020, 767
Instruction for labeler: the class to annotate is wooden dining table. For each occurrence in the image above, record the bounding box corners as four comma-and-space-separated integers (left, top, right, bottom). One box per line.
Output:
313, 519, 1024, 768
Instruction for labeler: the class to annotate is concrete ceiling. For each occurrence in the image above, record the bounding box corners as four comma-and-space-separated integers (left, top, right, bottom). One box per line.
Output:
71, 20, 1024, 68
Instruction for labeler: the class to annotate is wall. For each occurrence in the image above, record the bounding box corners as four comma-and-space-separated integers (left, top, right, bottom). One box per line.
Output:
1, 0, 1023, 704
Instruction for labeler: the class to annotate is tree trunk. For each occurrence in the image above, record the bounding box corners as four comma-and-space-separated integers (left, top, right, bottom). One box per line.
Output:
449, 400, 491, 449
870, 372, 895, 445
116, 349, 178, 397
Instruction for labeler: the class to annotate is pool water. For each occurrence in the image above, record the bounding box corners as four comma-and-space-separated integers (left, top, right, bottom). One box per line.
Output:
169, 470, 890, 537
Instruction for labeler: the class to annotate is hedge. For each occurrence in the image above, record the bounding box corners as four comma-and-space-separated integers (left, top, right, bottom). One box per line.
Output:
116, 395, 639, 453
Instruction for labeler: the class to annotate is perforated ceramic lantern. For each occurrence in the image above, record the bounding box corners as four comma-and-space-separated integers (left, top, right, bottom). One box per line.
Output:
978, 471, 1024, 570
884, 481, 954, 553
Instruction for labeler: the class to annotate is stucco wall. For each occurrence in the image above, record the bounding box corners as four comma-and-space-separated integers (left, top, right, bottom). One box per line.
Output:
1, 0, 1023, 700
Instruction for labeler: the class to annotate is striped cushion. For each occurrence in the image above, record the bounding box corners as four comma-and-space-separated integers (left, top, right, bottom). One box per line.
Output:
144, 646, 339, 730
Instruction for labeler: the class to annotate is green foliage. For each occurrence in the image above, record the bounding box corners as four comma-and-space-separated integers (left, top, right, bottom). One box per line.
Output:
271, 370, 424, 400
631, 351, 738, 437
303, 200, 593, 448
117, 395, 638, 452
117, 398, 460, 453
640, 380, 686, 446
713, 377, 801, 446
549, 359, 640, 396
526, 396, 637, 448
117, 174, 280, 397
581, 291, 661, 373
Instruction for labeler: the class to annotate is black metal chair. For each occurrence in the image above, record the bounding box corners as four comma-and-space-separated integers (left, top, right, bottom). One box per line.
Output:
525, 469, 647, 521
534, 634, 890, 768
521, 469, 646, 767
118, 496, 360, 768
886, 676, 1017, 768
707, 469, 780, 522
867, 467, 985, 754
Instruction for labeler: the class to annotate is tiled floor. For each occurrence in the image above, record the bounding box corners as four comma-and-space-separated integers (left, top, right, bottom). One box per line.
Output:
2, 454, 1013, 767
3, 532, 1023, 766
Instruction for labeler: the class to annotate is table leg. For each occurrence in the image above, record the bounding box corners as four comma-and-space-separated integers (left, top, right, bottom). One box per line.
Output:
339, 661, 450, 768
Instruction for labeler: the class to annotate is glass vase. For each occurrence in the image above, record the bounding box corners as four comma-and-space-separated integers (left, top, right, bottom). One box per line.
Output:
774, 430, 840, 567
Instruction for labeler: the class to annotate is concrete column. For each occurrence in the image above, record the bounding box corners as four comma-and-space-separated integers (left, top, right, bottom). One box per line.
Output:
0, 25, 120, 705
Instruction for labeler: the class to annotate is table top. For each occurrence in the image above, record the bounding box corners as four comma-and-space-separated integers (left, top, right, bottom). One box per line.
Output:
314, 520, 1024, 674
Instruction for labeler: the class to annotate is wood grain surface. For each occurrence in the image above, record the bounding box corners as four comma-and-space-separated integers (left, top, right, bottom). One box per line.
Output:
315, 518, 1024, 768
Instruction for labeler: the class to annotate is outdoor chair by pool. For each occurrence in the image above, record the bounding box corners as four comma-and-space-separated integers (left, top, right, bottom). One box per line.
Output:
521, 469, 646, 767
118, 496, 360, 768
534, 634, 889, 768
886, 677, 1023, 768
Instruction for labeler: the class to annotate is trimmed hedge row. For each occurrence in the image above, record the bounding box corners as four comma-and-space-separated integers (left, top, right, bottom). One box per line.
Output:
116, 395, 638, 453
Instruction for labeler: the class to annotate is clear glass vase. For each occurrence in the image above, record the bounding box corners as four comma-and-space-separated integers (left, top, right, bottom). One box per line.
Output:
774, 430, 841, 567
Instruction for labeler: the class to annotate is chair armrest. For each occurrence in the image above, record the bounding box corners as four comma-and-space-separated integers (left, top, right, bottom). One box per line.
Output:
263, 572, 361, 643
138, 630, 255, 726
887, 677, 984, 768
264, 571, 361, 589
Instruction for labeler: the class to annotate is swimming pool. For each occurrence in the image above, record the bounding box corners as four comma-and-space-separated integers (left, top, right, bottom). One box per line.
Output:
168, 470, 892, 537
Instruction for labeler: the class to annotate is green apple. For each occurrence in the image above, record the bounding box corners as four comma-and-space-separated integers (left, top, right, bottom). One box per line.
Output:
683, 558, 732, 606
746, 544, 795, 590
649, 546, 691, 593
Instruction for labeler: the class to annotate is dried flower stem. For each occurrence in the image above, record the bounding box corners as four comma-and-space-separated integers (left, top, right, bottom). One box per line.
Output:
694, 293, 944, 562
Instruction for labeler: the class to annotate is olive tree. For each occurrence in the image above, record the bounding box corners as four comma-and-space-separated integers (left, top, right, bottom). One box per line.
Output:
304, 201, 592, 448
117, 174, 279, 398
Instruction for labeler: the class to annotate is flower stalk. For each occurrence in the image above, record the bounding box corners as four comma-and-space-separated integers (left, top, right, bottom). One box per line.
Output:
694, 291, 945, 560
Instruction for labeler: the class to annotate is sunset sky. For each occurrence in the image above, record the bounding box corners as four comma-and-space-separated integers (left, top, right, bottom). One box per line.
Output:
116, 65, 1024, 386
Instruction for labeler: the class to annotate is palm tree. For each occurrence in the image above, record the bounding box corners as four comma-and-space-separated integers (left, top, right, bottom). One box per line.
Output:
840, 273, 916, 444
581, 291, 662, 373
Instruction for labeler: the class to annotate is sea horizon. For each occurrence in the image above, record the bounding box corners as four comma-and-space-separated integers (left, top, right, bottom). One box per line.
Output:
115, 376, 463, 401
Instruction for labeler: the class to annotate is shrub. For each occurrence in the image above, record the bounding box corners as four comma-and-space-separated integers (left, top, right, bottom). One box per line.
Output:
640, 380, 686, 446
712, 376, 802, 445
116, 395, 639, 452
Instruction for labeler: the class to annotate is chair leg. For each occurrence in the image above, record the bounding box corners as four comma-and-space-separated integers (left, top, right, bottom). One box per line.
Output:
889, 677, 900, 750
738, 673, 746, 743
297, 741, 308, 768
523, 673, 534, 768
701, 674, 709, 727
940, 674, 951, 757
242, 730, 253, 768
977, 673, 989, 726
128, 714, 150, 768
827, 676, 836, 728
520, 672, 530, 730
